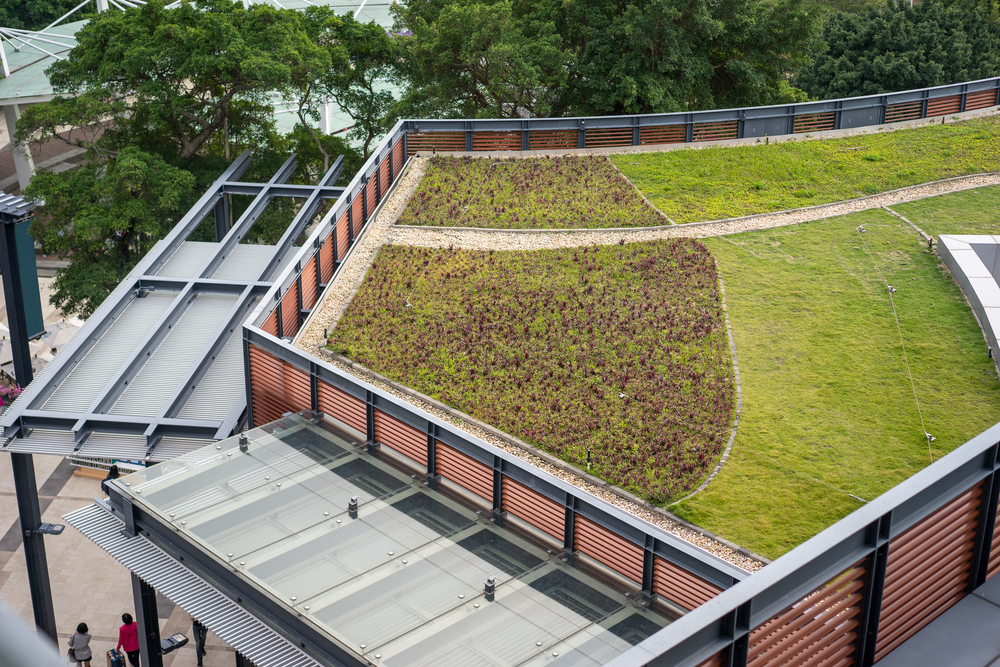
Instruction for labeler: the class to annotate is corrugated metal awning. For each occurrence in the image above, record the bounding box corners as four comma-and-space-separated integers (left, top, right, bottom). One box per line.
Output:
65, 502, 322, 667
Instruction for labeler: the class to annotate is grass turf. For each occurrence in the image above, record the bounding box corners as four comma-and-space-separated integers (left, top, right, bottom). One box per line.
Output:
396, 155, 667, 229
889, 185, 1000, 237
670, 209, 1000, 558
612, 116, 1000, 224
327, 240, 734, 502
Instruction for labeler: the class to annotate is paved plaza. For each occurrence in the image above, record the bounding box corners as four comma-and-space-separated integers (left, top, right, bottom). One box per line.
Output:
0, 454, 236, 667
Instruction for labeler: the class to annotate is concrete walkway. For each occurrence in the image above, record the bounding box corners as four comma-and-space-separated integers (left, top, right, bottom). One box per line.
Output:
0, 454, 237, 667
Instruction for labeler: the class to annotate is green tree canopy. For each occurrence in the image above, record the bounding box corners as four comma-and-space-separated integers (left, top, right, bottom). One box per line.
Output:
794, 0, 1000, 99
0, 0, 85, 31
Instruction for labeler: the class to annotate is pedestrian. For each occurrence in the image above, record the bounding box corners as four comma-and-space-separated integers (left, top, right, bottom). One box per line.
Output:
190, 616, 207, 667
101, 465, 120, 496
117, 613, 140, 667
67, 622, 92, 666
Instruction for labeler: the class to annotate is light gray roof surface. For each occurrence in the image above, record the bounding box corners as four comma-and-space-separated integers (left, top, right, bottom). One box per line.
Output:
155, 241, 218, 278
178, 326, 246, 422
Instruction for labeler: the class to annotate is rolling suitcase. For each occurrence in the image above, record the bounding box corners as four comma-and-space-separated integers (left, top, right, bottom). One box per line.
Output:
107, 649, 125, 667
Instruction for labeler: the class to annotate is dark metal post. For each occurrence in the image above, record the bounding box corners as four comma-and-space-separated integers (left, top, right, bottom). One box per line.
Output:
465, 122, 473, 152
131, 573, 163, 667
563, 493, 576, 553
577, 120, 585, 149
491, 455, 503, 513
0, 211, 57, 644
960, 84, 968, 113
641, 535, 655, 595
347, 197, 354, 243
426, 425, 437, 480
309, 365, 319, 413
971, 444, 1000, 588
243, 333, 255, 429
361, 180, 369, 223
365, 390, 375, 443
920, 90, 929, 119
685, 114, 695, 143
737, 111, 746, 139
275, 301, 284, 339
213, 195, 229, 242
857, 513, 892, 667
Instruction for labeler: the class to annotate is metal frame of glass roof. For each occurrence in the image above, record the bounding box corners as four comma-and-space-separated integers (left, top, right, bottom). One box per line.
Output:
0, 150, 344, 461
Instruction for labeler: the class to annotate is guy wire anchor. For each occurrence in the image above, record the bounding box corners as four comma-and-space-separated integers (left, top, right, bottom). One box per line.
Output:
925, 432, 936, 443
857, 225, 867, 233
888, 285, 896, 294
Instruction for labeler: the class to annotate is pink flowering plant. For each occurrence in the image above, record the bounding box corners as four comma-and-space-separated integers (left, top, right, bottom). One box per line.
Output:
397, 155, 668, 230
328, 240, 734, 503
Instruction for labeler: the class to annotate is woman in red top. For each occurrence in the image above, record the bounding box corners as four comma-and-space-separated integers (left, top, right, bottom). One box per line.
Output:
116, 613, 140, 667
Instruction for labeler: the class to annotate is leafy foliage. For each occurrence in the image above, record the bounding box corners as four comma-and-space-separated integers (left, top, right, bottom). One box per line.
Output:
328, 241, 735, 503
392, 0, 819, 117
794, 0, 1000, 99
0, 0, 85, 31
24, 148, 196, 317
397, 155, 667, 229
614, 115, 1000, 223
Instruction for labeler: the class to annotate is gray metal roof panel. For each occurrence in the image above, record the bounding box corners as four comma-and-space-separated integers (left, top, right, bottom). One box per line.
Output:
110, 293, 239, 418
3, 429, 76, 455
155, 241, 219, 278
64, 502, 321, 667
42, 292, 178, 412
177, 322, 249, 421
150, 436, 216, 461
77, 433, 149, 460
211, 244, 276, 281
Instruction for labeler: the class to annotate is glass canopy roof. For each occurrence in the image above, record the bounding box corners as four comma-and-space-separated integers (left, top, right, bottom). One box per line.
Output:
116, 412, 677, 667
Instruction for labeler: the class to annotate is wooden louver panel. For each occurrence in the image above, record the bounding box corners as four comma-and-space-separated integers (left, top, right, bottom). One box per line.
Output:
653, 557, 723, 611
374, 410, 426, 465
528, 130, 577, 150
472, 131, 521, 151
584, 128, 633, 148
988, 497, 1000, 581
692, 120, 738, 142
696, 654, 724, 667
435, 441, 492, 501
966, 89, 999, 111
502, 477, 563, 540
884, 101, 922, 123
639, 125, 686, 145
392, 136, 404, 173
875, 483, 984, 661
748, 561, 866, 667
319, 229, 335, 284
574, 515, 643, 583
336, 213, 350, 261
279, 281, 299, 337
261, 310, 279, 336
380, 156, 391, 197
316, 380, 366, 435
300, 255, 319, 311
248, 344, 310, 426
793, 112, 835, 134
406, 131, 465, 156
351, 190, 364, 231
927, 95, 961, 117
366, 175, 378, 220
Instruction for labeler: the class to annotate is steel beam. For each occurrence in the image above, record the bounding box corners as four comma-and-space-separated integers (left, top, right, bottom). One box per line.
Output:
255, 157, 345, 283
19, 410, 222, 439
221, 182, 343, 198
197, 155, 298, 280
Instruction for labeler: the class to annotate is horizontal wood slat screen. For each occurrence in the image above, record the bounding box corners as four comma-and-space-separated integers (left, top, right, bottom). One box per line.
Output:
336, 213, 349, 261
528, 130, 577, 150
692, 121, 738, 142
473, 131, 521, 151
884, 101, 923, 123
574, 515, 643, 583
639, 125, 686, 145
793, 112, 835, 133
319, 229, 335, 284
316, 380, 367, 435
300, 256, 319, 311
248, 344, 310, 426
966, 89, 998, 111
351, 192, 364, 233
261, 310, 278, 336
374, 410, 426, 465
989, 499, 1000, 581
435, 442, 492, 501
380, 157, 390, 198
502, 477, 563, 540
653, 557, 723, 611
366, 176, 377, 219
585, 128, 634, 148
748, 561, 866, 667
406, 132, 465, 155
927, 95, 961, 117
392, 136, 404, 170
280, 281, 299, 337
875, 483, 984, 661
696, 653, 724, 667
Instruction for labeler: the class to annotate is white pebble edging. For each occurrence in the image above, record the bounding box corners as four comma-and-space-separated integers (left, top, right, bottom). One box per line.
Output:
389, 172, 1000, 249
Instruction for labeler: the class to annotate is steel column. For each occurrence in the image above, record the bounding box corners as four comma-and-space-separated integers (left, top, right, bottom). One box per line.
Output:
131, 573, 163, 667
3, 104, 34, 191
213, 195, 229, 241
856, 513, 891, 667
563, 493, 576, 553
10, 453, 57, 642
971, 444, 1000, 588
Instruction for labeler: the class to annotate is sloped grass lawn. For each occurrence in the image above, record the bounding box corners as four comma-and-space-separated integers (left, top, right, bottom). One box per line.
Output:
613, 116, 1000, 224
396, 155, 666, 229
328, 240, 734, 502
890, 185, 1000, 237
671, 209, 1000, 558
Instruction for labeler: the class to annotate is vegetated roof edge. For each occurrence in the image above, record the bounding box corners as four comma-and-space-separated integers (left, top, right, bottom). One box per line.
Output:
314, 346, 771, 568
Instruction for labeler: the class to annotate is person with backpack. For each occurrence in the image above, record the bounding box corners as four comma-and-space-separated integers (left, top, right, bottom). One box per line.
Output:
190, 616, 207, 667
101, 465, 120, 496
67, 622, 92, 666
117, 613, 140, 667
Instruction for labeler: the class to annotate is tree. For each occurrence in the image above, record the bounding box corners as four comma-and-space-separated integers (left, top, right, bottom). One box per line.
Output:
392, 0, 570, 118
794, 0, 1000, 99
24, 148, 196, 317
0, 0, 85, 31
